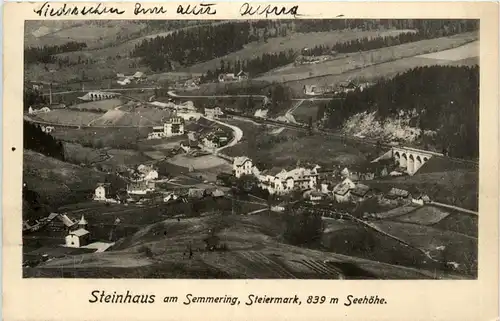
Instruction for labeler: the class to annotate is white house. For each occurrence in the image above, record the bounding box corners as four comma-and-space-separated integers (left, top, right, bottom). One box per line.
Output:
117, 78, 131, 86
233, 156, 254, 178
93, 183, 110, 201
237, 70, 249, 81
218, 73, 237, 82
41, 126, 55, 133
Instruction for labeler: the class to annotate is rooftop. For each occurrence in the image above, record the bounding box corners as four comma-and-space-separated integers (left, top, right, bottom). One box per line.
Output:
234, 156, 251, 167
351, 184, 370, 197
69, 228, 90, 237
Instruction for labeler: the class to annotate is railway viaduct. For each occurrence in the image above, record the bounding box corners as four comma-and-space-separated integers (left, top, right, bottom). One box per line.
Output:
373, 146, 444, 176
78, 91, 120, 101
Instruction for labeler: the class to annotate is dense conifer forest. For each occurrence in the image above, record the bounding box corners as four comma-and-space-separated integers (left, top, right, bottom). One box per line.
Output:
24, 121, 66, 161
294, 19, 479, 34
24, 41, 87, 65
322, 65, 479, 159
130, 21, 292, 71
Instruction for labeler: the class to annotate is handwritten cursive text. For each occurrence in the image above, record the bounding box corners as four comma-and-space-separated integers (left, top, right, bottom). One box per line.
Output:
239, 3, 300, 18
177, 3, 217, 15
134, 3, 167, 15
33, 2, 125, 17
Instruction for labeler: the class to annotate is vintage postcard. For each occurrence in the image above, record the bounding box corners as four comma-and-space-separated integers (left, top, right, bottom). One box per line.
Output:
3, 1, 499, 320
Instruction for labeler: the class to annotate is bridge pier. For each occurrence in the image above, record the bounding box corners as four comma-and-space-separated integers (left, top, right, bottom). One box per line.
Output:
390, 147, 441, 176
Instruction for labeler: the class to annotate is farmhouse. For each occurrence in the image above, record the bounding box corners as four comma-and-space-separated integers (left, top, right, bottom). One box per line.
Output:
303, 85, 334, 96
333, 178, 356, 203
93, 183, 111, 201
233, 156, 254, 178
385, 187, 411, 200
350, 183, 371, 202
236, 70, 249, 81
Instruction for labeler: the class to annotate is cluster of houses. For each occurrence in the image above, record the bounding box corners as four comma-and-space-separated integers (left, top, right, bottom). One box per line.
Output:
218, 70, 248, 83
201, 127, 231, 150
28, 106, 51, 115
116, 71, 147, 86
303, 81, 372, 96
204, 106, 224, 119
232, 156, 432, 206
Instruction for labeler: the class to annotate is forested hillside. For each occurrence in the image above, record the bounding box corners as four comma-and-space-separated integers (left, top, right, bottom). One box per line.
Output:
295, 19, 478, 34
24, 121, 66, 161
322, 66, 479, 159
130, 21, 292, 71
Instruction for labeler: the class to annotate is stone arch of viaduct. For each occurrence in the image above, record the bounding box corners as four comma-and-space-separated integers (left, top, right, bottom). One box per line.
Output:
88, 92, 117, 101
392, 147, 442, 176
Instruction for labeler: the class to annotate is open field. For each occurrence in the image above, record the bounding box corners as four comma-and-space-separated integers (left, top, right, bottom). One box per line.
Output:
33, 110, 101, 126
417, 40, 478, 61
90, 110, 156, 127
25, 21, 148, 49
184, 29, 417, 73
371, 221, 477, 276
257, 32, 477, 83
52, 127, 151, 149
63, 142, 108, 165
393, 206, 451, 225
26, 213, 466, 279
225, 120, 373, 168
291, 100, 327, 123
432, 212, 478, 238
167, 154, 230, 170
70, 98, 124, 112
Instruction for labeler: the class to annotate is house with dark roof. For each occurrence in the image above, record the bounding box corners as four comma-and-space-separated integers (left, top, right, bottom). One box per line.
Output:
350, 183, 371, 202
385, 187, 411, 200
333, 178, 355, 203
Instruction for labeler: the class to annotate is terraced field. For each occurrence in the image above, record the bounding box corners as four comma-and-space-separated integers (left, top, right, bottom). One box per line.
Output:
185, 29, 417, 73
258, 32, 478, 94
70, 98, 124, 112
33, 110, 101, 126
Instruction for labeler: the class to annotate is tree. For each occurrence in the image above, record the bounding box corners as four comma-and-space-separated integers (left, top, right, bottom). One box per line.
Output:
283, 210, 324, 246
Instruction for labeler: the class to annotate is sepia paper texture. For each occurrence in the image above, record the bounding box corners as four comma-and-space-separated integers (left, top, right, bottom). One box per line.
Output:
3, 2, 499, 321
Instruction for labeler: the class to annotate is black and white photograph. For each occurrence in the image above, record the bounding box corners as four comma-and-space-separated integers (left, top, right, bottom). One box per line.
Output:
22, 18, 480, 280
